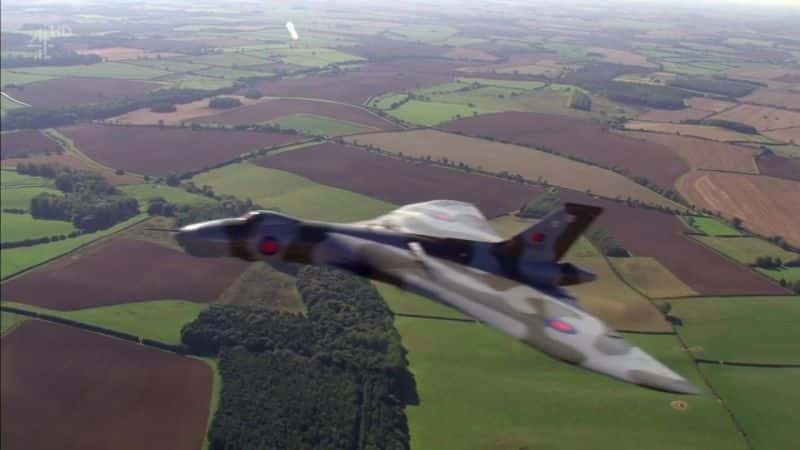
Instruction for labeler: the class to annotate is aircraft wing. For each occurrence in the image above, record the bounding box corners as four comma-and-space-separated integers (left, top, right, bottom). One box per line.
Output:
312, 233, 701, 395
356, 200, 503, 243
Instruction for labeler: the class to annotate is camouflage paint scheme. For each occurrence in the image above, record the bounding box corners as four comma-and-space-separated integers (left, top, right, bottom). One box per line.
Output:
176, 200, 700, 395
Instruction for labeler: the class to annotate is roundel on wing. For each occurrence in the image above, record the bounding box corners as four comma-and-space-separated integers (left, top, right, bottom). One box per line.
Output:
547, 318, 577, 334
530, 232, 545, 243
259, 237, 280, 255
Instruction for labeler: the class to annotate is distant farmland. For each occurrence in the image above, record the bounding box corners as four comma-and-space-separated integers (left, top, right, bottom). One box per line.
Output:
678, 172, 800, 247
558, 191, 787, 295
755, 152, 800, 181
58, 123, 303, 176
347, 129, 683, 209
623, 121, 762, 142
442, 112, 689, 188
709, 104, 800, 131
2, 77, 159, 108
1, 239, 248, 310
624, 131, 759, 173
1, 151, 135, 185
198, 98, 398, 130
255, 143, 543, 218
1, 321, 212, 450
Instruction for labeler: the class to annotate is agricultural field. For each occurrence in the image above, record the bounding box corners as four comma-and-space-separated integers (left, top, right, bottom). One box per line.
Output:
699, 365, 800, 450
58, 123, 303, 176
217, 262, 304, 313
192, 162, 395, 222
443, 112, 689, 188
0, 94, 27, 116
2, 77, 161, 108
755, 152, 800, 181
684, 216, 743, 236
197, 98, 397, 130
624, 131, 759, 173
1, 238, 248, 309
710, 104, 800, 131
668, 296, 800, 363
623, 121, 765, 143
692, 236, 800, 284
742, 88, 800, 110
269, 113, 371, 136
0, 214, 147, 280
0, 69, 58, 87
762, 128, 800, 145
0, 213, 77, 243
677, 172, 800, 248
75, 46, 149, 60
0, 311, 26, 335
0, 130, 62, 159
391, 311, 744, 450
255, 142, 544, 218
0, 170, 49, 188
8, 62, 171, 79
558, 191, 787, 295
1, 149, 135, 185
346, 130, 683, 209
1, 320, 213, 450
610, 257, 698, 299
2, 300, 207, 345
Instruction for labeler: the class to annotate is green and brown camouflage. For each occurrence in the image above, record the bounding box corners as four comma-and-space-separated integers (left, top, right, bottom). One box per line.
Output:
176, 200, 700, 395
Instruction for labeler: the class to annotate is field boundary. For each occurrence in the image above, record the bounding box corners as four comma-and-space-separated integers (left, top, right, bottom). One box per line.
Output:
696, 359, 800, 368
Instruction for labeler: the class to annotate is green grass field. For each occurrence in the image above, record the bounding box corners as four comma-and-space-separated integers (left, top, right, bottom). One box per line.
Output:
0, 170, 50, 188
1, 213, 77, 243
0, 69, 58, 87
387, 100, 485, 126
176, 52, 270, 68
192, 163, 395, 222
756, 267, 800, 284
700, 365, 800, 450
0, 311, 27, 336
162, 74, 238, 90
13, 62, 170, 80
693, 236, 798, 264
121, 183, 215, 205
384, 24, 458, 43
1, 186, 60, 210
276, 48, 364, 67
368, 93, 409, 110
0, 214, 147, 280
456, 78, 547, 90
668, 296, 800, 364
685, 216, 742, 236
392, 311, 744, 450
1, 300, 207, 345
269, 113, 372, 136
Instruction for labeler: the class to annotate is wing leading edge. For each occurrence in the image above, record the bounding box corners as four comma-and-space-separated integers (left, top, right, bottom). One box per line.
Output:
312, 233, 701, 395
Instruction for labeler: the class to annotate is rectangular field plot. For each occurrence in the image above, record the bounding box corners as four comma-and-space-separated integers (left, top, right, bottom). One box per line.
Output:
0, 213, 77, 243
10, 62, 170, 80
269, 113, 371, 136
1, 320, 213, 450
685, 217, 743, 236
610, 257, 698, 299
193, 163, 395, 222
1, 238, 248, 310
387, 100, 487, 125
255, 143, 543, 218
669, 296, 800, 364
347, 130, 683, 209
693, 236, 797, 265
0, 170, 49, 188
700, 365, 800, 450
395, 317, 745, 450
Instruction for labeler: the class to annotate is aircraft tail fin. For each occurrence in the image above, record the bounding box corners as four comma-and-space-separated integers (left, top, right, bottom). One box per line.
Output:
498, 203, 603, 262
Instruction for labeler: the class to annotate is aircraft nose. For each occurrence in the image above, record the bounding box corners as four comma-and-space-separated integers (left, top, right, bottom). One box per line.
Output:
175, 220, 233, 257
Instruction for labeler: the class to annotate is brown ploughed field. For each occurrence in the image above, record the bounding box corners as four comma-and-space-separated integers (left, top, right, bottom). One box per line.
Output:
710, 104, 800, 131
199, 98, 398, 130
3, 77, 159, 108
1, 321, 212, 450
623, 121, 762, 142
58, 123, 303, 175
441, 112, 688, 188
1, 239, 248, 310
0, 130, 62, 159
763, 127, 800, 144
1, 152, 135, 185
624, 131, 759, 173
637, 107, 712, 123
756, 153, 800, 181
256, 143, 543, 218
742, 88, 800, 110
251, 59, 460, 105
558, 191, 788, 295
678, 172, 800, 247
109, 95, 267, 125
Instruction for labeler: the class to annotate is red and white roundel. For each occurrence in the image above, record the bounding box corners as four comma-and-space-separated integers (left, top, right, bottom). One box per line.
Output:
259, 237, 280, 255
547, 318, 577, 334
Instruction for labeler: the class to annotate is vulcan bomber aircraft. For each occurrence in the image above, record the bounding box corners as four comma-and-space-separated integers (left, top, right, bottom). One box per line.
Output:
175, 200, 700, 395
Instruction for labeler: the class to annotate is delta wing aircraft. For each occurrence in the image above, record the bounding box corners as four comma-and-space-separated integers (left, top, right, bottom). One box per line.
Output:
175, 200, 700, 395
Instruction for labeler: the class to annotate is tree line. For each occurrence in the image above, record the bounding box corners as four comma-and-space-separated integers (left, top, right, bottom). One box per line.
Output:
181, 266, 413, 450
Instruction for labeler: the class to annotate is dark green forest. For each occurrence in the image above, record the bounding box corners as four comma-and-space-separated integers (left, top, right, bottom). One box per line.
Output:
182, 266, 414, 450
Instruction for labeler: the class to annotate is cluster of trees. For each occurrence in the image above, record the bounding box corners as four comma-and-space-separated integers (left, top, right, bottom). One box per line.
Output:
568, 89, 592, 111
587, 227, 630, 257
668, 77, 758, 98
601, 81, 691, 110
0, 232, 82, 249
18, 163, 139, 232
147, 196, 259, 226
753, 256, 786, 269
242, 89, 263, 99
208, 97, 243, 109
181, 266, 412, 450
685, 119, 758, 134
150, 102, 177, 113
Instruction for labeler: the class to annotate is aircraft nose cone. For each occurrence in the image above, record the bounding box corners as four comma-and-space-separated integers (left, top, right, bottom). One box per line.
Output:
175, 220, 233, 257
629, 370, 702, 395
